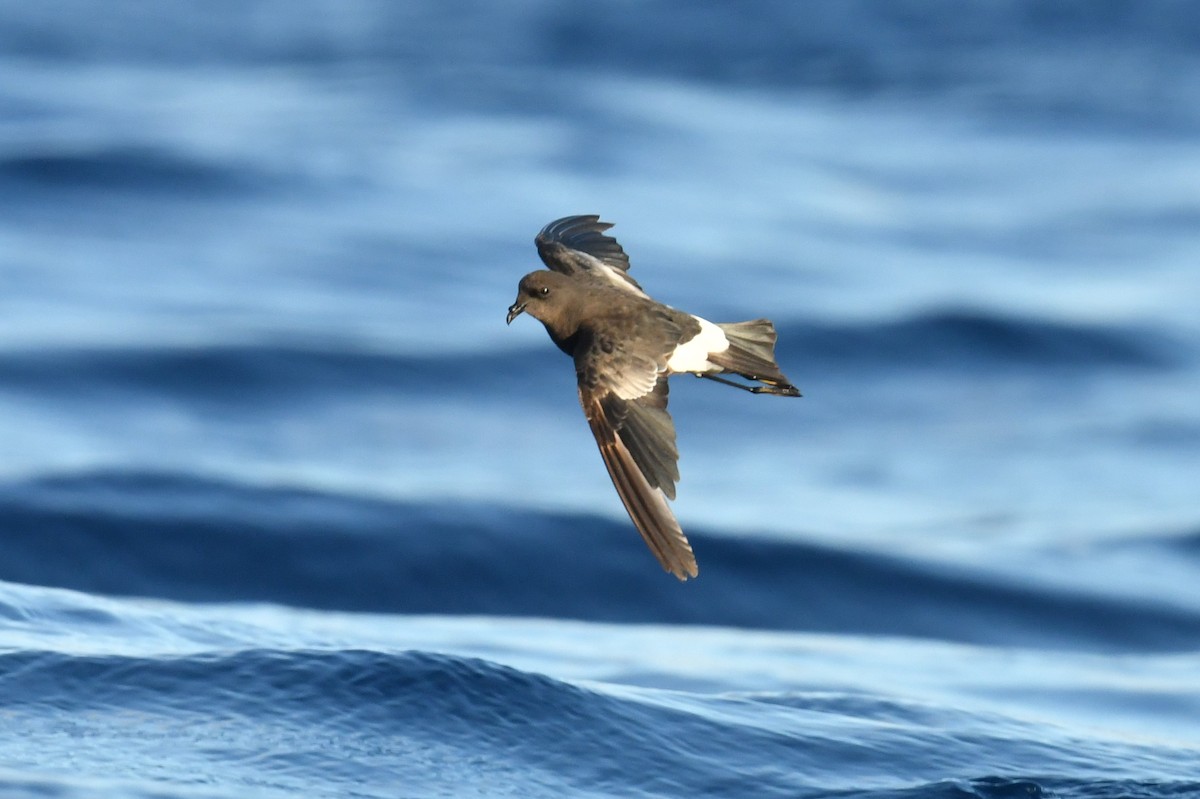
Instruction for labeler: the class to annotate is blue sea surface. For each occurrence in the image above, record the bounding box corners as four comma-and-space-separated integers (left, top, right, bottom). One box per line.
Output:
2, 1, 1199, 797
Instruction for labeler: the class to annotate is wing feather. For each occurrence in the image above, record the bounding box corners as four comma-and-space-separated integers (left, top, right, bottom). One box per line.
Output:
582, 386, 697, 580
535, 215, 647, 297
599, 389, 679, 498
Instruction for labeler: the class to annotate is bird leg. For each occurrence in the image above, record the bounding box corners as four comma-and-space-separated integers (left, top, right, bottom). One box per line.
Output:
695, 373, 800, 396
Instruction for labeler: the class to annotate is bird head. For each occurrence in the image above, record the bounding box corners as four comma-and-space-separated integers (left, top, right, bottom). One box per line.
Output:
506, 270, 574, 326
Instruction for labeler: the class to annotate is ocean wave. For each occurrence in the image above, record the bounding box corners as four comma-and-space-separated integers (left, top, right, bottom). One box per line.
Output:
0, 310, 1180, 405
5, 2, 1199, 85
2, 577, 1198, 797
776, 310, 1182, 372
4, 470, 1199, 653
0, 146, 280, 197
3, 1, 1199, 132
0, 641, 1194, 798
0, 344, 549, 412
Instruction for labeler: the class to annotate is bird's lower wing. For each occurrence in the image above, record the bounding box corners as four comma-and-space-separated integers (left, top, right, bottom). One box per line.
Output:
581, 389, 697, 580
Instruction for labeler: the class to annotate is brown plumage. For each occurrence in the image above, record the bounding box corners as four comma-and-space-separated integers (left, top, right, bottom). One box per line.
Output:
507, 215, 800, 580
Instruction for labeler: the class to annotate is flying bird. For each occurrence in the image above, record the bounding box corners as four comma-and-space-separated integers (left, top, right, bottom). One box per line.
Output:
506, 215, 800, 580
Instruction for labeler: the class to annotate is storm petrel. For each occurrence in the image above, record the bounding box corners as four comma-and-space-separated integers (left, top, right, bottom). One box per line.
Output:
506, 215, 800, 580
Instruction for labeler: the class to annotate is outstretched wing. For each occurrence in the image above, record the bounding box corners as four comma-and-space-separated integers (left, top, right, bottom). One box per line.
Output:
535, 215, 647, 297
575, 330, 697, 580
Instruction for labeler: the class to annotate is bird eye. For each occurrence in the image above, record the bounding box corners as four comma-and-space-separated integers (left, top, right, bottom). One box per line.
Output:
538, 286, 551, 296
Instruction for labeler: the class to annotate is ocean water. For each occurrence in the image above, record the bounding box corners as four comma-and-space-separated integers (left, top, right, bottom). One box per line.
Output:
2, 1, 1199, 797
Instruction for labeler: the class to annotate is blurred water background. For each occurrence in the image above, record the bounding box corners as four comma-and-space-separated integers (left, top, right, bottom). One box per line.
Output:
1, 1, 1199, 797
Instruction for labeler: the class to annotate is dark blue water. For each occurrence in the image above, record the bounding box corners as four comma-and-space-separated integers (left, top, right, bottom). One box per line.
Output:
2, 2, 1199, 797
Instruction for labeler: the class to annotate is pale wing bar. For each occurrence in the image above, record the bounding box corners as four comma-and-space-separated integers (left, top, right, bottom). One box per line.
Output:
535, 215, 646, 296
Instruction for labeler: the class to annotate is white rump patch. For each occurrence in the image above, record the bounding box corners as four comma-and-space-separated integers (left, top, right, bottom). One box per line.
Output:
666, 316, 729, 374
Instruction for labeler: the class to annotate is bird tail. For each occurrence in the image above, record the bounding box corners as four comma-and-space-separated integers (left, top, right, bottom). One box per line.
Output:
711, 319, 801, 396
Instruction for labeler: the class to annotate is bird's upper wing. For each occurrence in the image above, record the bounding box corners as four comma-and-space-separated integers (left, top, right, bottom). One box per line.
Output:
535, 215, 648, 297
575, 327, 697, 580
